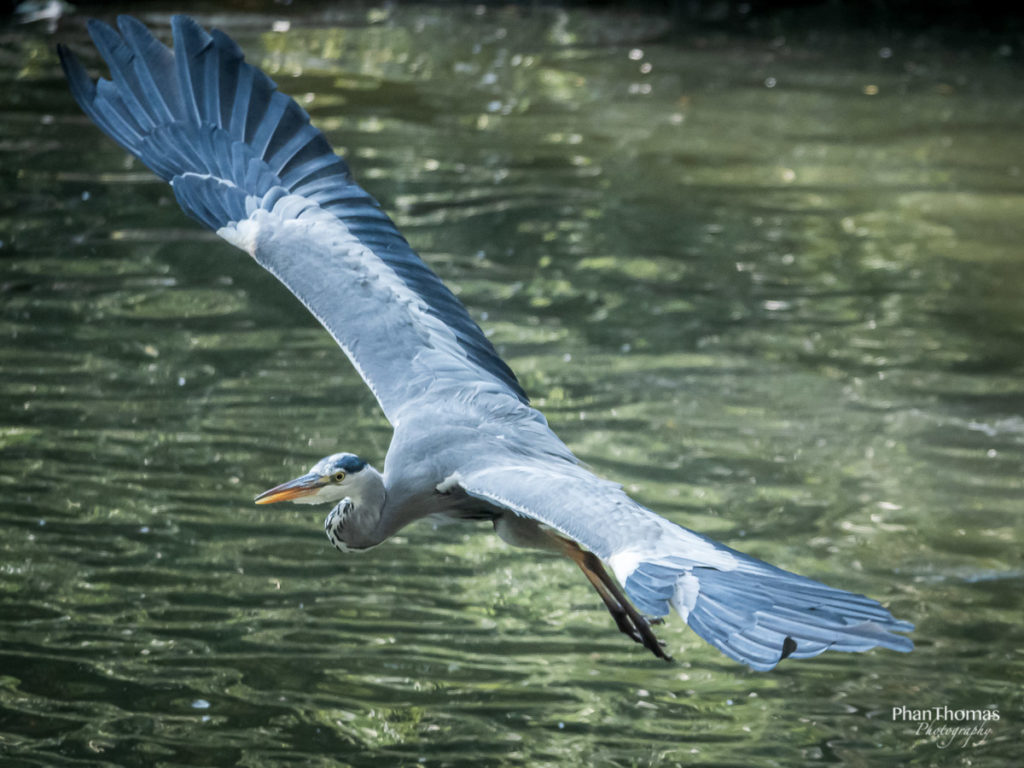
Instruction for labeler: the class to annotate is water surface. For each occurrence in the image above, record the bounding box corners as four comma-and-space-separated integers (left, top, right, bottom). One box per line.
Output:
1, 4, 1022, 766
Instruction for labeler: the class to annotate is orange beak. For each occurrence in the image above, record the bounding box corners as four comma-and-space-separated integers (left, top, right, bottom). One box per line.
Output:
254, 472, 324, 504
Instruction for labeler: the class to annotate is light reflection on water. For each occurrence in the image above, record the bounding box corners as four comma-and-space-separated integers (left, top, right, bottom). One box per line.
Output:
2, 5, 1022, 766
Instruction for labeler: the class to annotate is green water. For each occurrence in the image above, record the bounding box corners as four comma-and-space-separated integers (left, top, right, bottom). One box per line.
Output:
2, 4, 1022, 766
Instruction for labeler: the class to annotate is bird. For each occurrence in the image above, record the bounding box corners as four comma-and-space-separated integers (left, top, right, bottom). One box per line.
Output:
59, 15, 914, 670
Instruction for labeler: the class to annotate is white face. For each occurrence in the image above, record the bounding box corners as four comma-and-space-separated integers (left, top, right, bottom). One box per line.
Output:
254, 452, 367, 506
290, 478, 349, 505
292, 454, 361, 504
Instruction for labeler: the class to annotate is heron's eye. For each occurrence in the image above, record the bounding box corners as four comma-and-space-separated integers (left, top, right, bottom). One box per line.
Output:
333, 471, 346, 483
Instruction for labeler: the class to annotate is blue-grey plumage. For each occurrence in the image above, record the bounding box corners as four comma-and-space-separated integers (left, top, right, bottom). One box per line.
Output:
59, 15, 913, 671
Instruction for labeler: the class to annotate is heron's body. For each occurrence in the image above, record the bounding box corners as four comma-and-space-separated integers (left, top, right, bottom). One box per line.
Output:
59, 15, 913, 670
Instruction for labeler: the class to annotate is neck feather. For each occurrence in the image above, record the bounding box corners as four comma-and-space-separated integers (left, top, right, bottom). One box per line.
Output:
341, 465, 387, 549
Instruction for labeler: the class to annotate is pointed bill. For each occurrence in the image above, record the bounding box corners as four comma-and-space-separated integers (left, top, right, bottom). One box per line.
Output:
254, 472, 324, 504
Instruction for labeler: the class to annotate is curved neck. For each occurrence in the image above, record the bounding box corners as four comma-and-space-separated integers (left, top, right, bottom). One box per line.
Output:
339, 465, 387, 550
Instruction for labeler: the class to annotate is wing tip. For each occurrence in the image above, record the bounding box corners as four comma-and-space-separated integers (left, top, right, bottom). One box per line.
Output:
86, 16, 115, 41
692, 566, 916, 670
115, 13, 154, 40
626, 553, 914, 671
57, 41, 107, 131
170, 13, 212, 53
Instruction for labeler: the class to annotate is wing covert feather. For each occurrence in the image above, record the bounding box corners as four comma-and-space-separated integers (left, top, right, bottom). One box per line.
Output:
457, 462, 734, 567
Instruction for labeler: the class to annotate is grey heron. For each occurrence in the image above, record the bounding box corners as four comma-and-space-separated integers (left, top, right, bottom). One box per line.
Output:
59, 15, 913, 670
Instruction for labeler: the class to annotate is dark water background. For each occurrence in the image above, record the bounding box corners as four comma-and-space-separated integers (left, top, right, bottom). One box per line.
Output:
1, 3, 1022, 766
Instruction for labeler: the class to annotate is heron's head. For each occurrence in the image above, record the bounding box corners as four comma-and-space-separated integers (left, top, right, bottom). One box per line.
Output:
254, 452, 372, 506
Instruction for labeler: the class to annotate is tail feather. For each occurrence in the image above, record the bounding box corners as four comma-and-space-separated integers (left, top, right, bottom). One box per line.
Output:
623, 549, 913, 672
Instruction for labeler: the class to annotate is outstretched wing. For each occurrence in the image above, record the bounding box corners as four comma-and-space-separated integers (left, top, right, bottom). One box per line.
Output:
58, 15, 526, 426
458, 461, 913, 671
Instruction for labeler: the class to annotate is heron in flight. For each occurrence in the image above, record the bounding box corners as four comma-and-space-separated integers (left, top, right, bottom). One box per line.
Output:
59, 15, 913, 670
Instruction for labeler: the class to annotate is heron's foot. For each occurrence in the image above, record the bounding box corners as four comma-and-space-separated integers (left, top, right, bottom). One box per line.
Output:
605, 599, 673, 662
559, 539, 674, 662
579, 553, 672, 661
